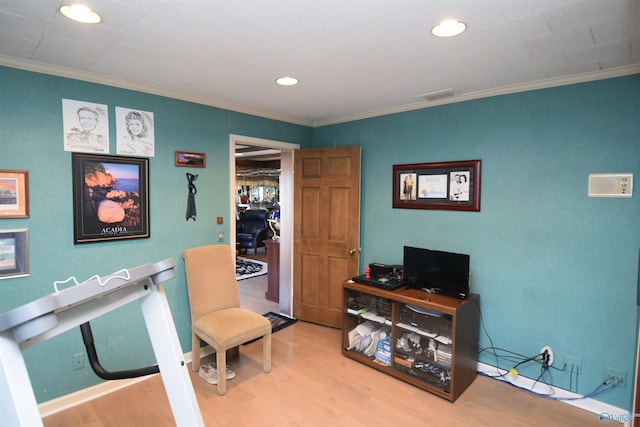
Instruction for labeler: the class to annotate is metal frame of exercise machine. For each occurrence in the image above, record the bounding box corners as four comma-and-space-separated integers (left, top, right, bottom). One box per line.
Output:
0, 258, 204, 426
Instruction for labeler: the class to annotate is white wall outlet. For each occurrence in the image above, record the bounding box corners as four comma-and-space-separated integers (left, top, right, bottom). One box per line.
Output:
605, 367, 627, 388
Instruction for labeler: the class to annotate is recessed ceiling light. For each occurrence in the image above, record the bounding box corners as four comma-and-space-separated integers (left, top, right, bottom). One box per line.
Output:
432, 19, 466, 37
59, 4, 102, 24
276, 76, 299, 86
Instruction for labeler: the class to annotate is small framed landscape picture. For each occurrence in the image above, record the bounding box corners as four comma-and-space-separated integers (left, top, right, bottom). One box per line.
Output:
175, 151, 206, 168
0, 228, 29, 280
0, 170, 29, 218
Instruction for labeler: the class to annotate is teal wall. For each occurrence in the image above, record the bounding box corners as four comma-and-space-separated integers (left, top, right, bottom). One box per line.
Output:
313, 74, 640, 410
1, 65, 639, 411
0, 66, 312, 402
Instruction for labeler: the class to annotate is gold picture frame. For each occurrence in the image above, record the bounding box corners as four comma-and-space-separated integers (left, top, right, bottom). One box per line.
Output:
0, 170, 29, 218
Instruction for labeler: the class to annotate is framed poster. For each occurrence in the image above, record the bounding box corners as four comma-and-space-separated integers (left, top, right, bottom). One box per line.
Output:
0, 228, 29, 279
0, 170, 29, 218
72, 153, 150, 243
393, 160, 481, 211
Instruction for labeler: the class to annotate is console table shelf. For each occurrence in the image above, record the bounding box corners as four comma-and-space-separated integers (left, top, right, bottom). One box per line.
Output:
342, 280, 479, 401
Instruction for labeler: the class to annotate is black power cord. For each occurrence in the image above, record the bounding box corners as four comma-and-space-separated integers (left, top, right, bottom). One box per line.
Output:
476, 306, 616, 400
80, 322, 159, 380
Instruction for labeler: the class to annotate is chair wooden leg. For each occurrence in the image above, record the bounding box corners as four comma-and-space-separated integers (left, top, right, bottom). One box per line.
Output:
191, 333, 201, 372
216, 347, 227, 396
263, 332, 272, 373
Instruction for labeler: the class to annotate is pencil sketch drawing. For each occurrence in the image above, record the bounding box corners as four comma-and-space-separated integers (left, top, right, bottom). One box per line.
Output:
116, 107, 155, 157
63, 99, 109, 153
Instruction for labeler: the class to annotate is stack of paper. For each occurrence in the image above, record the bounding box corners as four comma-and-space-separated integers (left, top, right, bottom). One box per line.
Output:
347, 321, 391, 359
363, 325, 391, 357
347, 321, 377, 351
436, 344, 452, 367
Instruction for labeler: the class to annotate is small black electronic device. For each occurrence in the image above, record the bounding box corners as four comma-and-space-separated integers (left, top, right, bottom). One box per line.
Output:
352, 263, 404, 290
403, 246, 470, 299
369, 263, 403, 279
352, 274, 404, 290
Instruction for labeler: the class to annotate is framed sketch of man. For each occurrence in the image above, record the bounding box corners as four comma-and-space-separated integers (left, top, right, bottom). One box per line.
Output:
116, 107, 155, 157
63, 99, 109, 153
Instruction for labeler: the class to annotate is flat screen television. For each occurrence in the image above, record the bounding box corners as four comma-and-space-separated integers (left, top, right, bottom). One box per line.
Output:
403, 246, 470, 299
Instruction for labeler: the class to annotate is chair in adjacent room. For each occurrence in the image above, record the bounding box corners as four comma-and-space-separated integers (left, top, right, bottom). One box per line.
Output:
182, 244, 272, 395
236, 209, 269, 254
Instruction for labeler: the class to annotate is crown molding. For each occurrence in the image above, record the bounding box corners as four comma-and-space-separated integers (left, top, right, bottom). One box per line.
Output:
0, 55, 313, 127
2, 55, 638, 129
312, 64, 640, 127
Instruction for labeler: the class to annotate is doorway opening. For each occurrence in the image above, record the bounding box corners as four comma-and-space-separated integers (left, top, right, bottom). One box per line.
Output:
229, 134, 298, 317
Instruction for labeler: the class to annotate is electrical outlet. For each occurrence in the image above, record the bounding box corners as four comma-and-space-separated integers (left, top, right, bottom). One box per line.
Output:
540, 346, 554, 368
604, 367, 627, 388
563, 355, 582, 374
72, 353, 84, 371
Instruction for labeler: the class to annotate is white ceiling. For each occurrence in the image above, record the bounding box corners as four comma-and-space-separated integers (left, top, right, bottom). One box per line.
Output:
1, 0, 639, 127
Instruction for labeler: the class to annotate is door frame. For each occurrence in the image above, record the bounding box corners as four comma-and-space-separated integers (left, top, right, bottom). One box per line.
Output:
229, 134, 299, 316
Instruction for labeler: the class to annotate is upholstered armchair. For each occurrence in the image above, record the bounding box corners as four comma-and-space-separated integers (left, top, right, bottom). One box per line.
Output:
236, 209, 268, 254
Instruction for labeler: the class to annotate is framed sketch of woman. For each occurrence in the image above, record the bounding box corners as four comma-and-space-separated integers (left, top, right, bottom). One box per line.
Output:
116, 107, 155, 157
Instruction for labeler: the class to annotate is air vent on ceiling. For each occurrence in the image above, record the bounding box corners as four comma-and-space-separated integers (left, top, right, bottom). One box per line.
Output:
423, 88, 455, 101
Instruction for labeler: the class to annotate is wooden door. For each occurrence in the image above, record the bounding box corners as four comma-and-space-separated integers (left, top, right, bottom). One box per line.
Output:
293, 146, 361, 328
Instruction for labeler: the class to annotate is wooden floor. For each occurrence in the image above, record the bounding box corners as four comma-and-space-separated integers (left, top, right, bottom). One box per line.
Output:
236, 251, 279, 315
43, 320, 607, 426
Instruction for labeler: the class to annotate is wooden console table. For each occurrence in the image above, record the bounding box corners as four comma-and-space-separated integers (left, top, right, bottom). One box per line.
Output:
263, 239, 280, 302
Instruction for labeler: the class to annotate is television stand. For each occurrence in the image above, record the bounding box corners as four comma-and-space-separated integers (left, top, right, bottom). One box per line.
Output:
342, 280, 479, 401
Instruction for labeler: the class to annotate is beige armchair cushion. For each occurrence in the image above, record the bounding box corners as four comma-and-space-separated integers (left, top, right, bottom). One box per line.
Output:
193, 307, 270, 349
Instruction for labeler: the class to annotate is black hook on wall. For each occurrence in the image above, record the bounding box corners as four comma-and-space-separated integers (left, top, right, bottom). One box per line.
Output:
186, 173, 198, 221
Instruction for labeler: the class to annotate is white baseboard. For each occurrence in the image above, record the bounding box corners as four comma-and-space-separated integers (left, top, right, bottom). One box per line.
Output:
38, 347, 214, 418
477, 362, 629, 422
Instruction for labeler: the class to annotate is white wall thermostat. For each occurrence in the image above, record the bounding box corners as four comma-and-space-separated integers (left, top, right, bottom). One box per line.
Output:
588, 173, 633, 198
